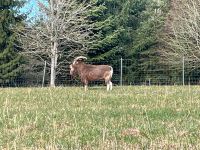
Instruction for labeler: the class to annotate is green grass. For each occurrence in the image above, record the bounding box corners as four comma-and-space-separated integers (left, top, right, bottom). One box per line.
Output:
0, 86, 200, 149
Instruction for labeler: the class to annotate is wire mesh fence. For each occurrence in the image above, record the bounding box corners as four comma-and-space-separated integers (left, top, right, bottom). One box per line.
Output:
1, 57, 200, 87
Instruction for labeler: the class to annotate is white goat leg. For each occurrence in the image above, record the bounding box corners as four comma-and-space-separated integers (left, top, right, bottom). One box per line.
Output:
109, 81, 112, 90
107, 83, 109, 91
84, 85, 88, 91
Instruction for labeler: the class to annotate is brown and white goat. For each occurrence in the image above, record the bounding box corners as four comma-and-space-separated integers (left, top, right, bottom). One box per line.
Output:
70, 56, 113, 91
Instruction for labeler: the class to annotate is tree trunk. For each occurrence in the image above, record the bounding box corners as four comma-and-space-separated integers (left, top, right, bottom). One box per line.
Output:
50, 41, 58, 87
50, 56, 56, 87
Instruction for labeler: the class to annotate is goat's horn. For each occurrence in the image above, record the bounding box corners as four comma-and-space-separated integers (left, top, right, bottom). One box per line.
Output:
73, 56, 87, 64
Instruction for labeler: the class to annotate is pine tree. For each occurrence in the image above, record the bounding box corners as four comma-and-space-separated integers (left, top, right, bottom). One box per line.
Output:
87, 0, 169, 84
127, 0, 170, 84
88, 0, 125, 61
87, 0, 152, 62
0, 0, 25, 85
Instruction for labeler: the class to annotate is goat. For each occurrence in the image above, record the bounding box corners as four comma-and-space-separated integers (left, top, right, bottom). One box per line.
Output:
70, 56, 113, 91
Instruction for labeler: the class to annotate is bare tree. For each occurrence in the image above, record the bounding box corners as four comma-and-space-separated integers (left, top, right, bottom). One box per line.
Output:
161, 0, 200, 68
17, 0, 94, 87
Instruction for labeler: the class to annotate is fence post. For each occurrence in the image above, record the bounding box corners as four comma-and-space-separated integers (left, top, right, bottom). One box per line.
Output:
120, 58, 123, 86
42, 61, 47, 87
182, 56, 185, 86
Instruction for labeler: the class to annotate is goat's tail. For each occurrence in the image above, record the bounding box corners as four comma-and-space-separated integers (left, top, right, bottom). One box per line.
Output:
110, 66, 113, 78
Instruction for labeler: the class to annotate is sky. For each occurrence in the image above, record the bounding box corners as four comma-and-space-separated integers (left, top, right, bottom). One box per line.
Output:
20, 0, 41, 19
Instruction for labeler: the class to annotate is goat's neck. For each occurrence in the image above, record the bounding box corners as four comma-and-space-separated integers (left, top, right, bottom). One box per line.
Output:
77, 63, 86, 74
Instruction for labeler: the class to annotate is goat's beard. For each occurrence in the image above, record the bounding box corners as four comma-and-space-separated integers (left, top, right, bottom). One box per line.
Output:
71, 73, 78, 79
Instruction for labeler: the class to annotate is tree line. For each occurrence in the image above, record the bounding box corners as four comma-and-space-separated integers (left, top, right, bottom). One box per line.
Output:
1, 0, 199, 86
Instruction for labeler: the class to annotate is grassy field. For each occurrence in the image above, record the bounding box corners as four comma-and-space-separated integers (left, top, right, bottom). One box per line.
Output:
0, 86, 200, 149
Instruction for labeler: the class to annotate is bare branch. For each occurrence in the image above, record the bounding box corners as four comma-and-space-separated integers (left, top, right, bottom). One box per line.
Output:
16, 0, 95, 86
162, 0, 200, 68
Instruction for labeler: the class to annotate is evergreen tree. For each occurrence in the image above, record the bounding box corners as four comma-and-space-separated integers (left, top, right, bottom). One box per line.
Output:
88, 0, 162, 63
88, 0, 127, 61
0, 0, 25, 85
87, 0, 169, 84
126, 0, 169, 84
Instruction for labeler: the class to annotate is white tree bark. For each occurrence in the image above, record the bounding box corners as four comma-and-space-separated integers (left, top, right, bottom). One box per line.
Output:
162, 0, 200, 68
50, 40, 58, 87
16, 0, 95, 87
50, 0, 56, 87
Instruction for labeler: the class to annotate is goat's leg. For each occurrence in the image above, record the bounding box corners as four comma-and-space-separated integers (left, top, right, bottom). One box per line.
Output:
84, 84, 88, 92
106, 82, 109, 91
109, 81, 112, 90
105, 80, 112, 91
105, 79, 109, 91
84, 80, 88, 92
106, 79, 112, 91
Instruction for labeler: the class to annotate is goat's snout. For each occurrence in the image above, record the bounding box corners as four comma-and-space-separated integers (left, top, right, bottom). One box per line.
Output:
69, 65, 74, 76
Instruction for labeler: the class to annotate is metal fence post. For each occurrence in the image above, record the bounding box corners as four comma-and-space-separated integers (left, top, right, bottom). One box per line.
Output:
182, 56, 185, 86
120, 58, 123, 86
42, 61, 47, 87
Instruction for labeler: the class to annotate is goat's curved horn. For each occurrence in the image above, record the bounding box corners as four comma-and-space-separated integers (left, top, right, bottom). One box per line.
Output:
73, 56, 87, 64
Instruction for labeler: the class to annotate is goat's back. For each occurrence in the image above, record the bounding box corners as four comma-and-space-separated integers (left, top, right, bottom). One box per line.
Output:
82, 64, 112, 81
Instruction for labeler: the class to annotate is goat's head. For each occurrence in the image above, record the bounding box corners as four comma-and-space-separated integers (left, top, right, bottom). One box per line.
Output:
69, 56, 87, 76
